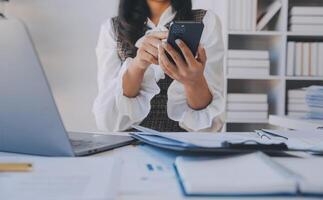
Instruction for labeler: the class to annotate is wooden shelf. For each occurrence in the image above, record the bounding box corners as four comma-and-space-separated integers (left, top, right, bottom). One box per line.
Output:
226, 119, 269, 124
287, 32, 323, 38
285, 76, 323, 81
229, 31, 282, 36
227, 75, 282, 80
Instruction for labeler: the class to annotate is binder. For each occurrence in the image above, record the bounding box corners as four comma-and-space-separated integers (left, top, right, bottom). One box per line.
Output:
130, 126, 323, 154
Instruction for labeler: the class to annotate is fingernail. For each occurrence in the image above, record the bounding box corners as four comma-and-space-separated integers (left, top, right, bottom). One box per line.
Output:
162, 41, 167, 47
175, 39, 181, 45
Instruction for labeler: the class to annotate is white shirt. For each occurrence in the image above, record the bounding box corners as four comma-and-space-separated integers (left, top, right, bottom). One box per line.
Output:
93, 7, 225, 132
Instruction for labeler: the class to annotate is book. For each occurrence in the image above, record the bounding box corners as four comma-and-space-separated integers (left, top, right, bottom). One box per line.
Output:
227, 111, 268, 120
251, 0, 257, 31
319, 43, 323, 76
290, 6, 323, 16
302, 43, 310, 76
290, 25, 323, 32
310, 43, 318, 76
227, 93, 268, 103
290, 16, 323, 25
289, 98, 306, 104
227, 102, 268, 111
256, 0, 282, 31
286, 42, 295, 76
295, 42, 303, 76
229, 0, 234, 30
228, 50, 270, 60
237, 0, 242, 30
288, 103, 309, 112
228, 67, 269, 76
228, 59, 270, 68
175, 152, 323, 197
288, 111, 307, 118
174, 153, 298, 196
288, 89, 307, 99
242, 0, 248, 31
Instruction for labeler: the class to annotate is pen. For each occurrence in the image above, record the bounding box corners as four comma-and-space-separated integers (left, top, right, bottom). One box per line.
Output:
0, 163, 33, 172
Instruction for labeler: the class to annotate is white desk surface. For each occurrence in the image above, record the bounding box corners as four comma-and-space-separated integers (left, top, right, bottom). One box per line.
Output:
0, 143, 321, 200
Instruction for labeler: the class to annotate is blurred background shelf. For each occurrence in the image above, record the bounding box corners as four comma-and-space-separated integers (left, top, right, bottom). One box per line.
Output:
224, 0, 323, 132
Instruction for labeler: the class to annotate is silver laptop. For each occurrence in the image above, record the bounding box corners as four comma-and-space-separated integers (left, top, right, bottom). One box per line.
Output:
0, 19, 134, 157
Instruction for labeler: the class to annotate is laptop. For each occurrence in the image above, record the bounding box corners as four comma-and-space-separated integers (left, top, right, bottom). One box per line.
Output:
0, 19, 134, 157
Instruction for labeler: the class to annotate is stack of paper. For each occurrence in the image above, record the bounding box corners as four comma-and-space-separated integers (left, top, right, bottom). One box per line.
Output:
288, 86, 323, 119
229, 0, 257, 31
289, 7, 323, 32
227, 93, 268, 121
306, 86, 323, 120
0, 157, 119, 200
286, 42, 323, 77
227, 50, 270, 76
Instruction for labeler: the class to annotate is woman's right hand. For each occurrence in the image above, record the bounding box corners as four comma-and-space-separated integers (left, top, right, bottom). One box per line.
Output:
132, 31, 168, 70
123, 31, 168, 98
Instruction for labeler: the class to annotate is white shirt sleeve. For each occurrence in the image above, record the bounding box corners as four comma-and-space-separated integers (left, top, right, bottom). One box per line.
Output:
167, 11, 225, 132
92, 19, 160, 132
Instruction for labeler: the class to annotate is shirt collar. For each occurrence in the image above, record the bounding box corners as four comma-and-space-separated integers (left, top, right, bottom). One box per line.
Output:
146, 6, 177, 29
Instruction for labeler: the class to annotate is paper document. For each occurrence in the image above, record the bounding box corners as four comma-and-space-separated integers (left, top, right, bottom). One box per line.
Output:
262, 129, 323, 151
132, 125, 284, 149
0, 156, 120, 200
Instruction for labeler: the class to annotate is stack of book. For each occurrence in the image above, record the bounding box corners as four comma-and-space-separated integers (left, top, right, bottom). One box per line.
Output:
227, 50, 270, 76
229, 0, 282, 31
289, 7, 323, 32
288, 86, 323, 119
229, 0, 257, 31
287, 88, 307, 117
286, 42, 323, 77
227, 93, 268, 122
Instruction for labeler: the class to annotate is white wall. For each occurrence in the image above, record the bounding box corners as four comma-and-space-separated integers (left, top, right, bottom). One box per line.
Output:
6, 0, 226, 132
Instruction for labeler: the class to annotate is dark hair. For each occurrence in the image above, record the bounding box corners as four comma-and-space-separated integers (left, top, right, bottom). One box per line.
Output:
117, 0, 192, 47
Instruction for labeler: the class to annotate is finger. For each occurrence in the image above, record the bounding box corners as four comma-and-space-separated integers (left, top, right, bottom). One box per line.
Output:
140, 49, 158, 65
159, 56, 179, 81
148, 31, 168, 40
146, 36, 163, 48
142, 43, 158, 57
175, 39, 196, 65
162, 42, 187, 70
159, 59, 177, 80
158, 44, 178, 75
197, 45, 207, 66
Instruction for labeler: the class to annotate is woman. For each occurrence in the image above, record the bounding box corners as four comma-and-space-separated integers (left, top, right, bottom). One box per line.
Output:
93, 0, 224, 132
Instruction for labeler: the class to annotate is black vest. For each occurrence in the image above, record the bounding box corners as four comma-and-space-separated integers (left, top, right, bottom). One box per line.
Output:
112, 10, 207, 132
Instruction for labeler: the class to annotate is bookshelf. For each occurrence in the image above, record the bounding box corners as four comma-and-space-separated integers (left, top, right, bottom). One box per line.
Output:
224, 0, 323, 132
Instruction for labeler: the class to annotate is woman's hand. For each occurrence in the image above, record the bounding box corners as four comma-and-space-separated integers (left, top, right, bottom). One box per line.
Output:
158, 39, 207, 86
158, 39, 213, 110
122, 31, 167, 98
132, 31, 168, 70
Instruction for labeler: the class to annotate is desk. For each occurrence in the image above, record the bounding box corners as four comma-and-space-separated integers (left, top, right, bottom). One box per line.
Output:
0, 144, 320, 200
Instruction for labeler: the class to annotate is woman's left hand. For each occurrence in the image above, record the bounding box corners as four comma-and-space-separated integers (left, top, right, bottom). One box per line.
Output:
158, 39, 213, 110
158, 39, 206, 87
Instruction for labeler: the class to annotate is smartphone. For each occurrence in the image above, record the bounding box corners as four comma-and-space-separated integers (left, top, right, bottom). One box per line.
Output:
167, 21, 204, 61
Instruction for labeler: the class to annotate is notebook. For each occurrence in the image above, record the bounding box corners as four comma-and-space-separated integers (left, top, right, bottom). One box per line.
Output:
174, 152, 323, 196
